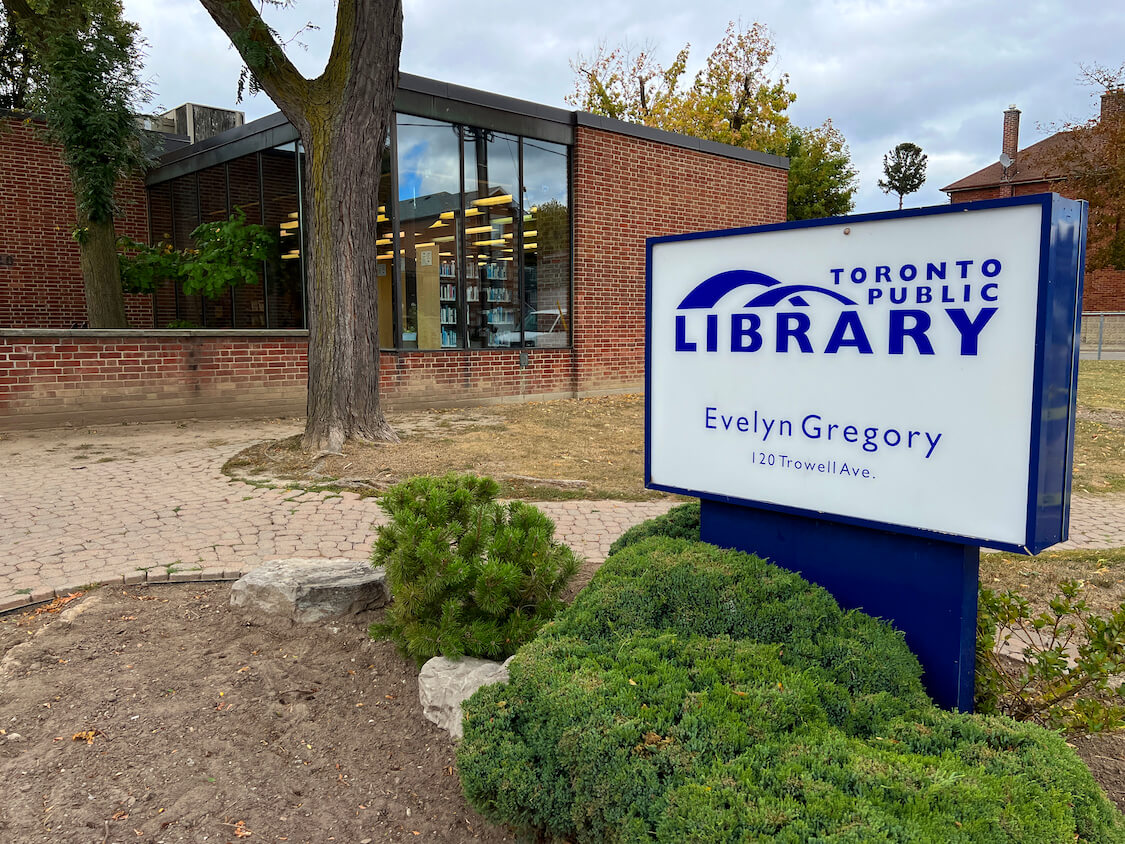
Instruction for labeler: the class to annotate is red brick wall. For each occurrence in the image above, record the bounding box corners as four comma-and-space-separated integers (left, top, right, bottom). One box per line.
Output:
378, 349, 577, 406
571, 125, 788, 393
1083, 268, 1125, 312
948, 183, 1061, 204
0, 331, 308, 429
0, 116, 152, 329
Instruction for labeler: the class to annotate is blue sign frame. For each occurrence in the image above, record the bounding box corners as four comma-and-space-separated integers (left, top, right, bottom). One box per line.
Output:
645, 194, 1087, 555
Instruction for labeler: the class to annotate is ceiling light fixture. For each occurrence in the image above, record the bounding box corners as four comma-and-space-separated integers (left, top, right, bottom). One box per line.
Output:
472, 194, 513, 207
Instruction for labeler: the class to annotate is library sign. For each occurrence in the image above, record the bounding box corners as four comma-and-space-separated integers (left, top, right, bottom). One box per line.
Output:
646, 195, 1087, 554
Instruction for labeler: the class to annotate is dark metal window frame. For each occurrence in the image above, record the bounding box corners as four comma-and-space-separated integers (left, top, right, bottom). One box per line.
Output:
146, 80, 580, 348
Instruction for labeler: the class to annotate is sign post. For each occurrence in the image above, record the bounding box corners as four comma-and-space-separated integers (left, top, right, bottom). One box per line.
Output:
645, 194, 1087, 710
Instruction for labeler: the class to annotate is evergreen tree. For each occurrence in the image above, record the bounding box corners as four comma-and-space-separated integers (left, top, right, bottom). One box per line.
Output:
878, 141, 928, 210
784, 120, 858, 220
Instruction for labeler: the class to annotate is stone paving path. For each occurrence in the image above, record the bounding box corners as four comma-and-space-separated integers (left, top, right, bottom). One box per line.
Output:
0, 418, 675, 611
3, 416, 1125, 612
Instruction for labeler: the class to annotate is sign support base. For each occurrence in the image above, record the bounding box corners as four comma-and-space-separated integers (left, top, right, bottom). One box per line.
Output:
700, 499, 979, 711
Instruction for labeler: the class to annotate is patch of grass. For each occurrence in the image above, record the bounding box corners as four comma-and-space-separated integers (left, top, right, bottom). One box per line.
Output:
1079, 360, 1125, 412
980, 548, 1125, 618
1073, 419, 1125, 493
222, 395, 664, 502
14, 588, 31, 595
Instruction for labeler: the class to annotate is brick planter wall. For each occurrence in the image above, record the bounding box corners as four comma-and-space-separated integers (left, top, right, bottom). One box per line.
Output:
0, 333, 591, 429
0, 116, 153, 329
0, 331, 308, 429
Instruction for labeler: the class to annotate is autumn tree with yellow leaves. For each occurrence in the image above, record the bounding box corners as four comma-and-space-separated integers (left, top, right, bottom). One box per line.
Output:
569, 21, 856, 220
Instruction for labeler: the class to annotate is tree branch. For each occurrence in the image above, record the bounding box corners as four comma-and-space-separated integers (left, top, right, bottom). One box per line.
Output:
320, 0, 354, 89
196, 0, 308, 115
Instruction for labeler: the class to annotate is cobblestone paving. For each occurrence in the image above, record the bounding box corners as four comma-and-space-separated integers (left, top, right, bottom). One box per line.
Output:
0, 418, 674, 610
2, 417, 1124, 612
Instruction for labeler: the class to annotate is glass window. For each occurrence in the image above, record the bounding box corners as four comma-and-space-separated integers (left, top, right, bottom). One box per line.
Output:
262, 142, 305, 329
198, 166, 233, 327
171, 175, 203, 326
146, 182, 178, 328
397, 115, 462, 349
376, 135, 395, 349
463, 128, 519, 349
520, 139, 570, 348
227, 154, 268, 328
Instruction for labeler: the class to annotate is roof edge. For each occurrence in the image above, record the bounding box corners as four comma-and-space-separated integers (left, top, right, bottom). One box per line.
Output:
147, 72, 790, 183
573, 111, 789, 170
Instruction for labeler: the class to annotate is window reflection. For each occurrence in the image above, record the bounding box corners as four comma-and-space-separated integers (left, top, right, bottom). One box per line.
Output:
227, 155, 267, 328
464, 128, 519, 349
520, 139, 570, 348
376, 137, 395, 349
148, 145, 304, 329
397, 116, 462, 349
144, 112, 571, 344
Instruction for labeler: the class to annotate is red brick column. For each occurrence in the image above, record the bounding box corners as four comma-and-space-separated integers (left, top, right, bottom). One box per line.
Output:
570, 125, 788, 394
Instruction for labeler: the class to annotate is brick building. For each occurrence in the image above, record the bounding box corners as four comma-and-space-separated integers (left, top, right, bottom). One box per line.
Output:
941, 93, 1124, 311
0, 75, 788, 427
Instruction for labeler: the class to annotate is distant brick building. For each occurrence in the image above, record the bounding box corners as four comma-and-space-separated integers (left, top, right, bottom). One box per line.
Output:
942, 93, 1125, 311
0, 75, 789, 427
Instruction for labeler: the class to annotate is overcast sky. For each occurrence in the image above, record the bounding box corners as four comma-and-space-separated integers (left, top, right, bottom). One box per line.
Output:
123, 0, 1123, 214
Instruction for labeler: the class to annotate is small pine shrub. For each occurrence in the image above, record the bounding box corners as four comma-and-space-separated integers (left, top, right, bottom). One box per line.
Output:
369, 473, 580, 665
457, 538, 1125, 843
608, 500, 700, 556
977, 580, 1125, 732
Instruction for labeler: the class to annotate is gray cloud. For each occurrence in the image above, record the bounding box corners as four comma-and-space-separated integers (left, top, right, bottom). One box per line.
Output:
124, 0, 1124, 213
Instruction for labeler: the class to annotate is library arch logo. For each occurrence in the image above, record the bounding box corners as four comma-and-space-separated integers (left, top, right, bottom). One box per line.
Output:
677, 269, 858, 310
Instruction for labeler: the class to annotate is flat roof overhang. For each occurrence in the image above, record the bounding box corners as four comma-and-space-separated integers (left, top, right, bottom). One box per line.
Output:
147, 72, 787, 186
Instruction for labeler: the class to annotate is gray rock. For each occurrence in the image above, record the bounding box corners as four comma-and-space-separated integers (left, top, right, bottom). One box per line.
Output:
5, 732, 24, 742
418, 656, 512, 740
230, 558, 388, 623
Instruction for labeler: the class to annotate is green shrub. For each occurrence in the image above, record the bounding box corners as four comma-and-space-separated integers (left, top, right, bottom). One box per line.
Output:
612, 505, 1125, 734
976, 579, 1125, 733
608, 500, 700, 556
368, 473, 580, 665
457, 538, 1125, 843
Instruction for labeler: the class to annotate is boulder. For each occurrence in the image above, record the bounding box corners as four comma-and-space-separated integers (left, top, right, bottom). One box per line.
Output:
230, 558, 388, 623
418, 656, 512, 739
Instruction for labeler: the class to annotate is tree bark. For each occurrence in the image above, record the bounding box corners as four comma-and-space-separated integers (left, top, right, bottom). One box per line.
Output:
77, 211, 129, 328
198, 0, 403, 453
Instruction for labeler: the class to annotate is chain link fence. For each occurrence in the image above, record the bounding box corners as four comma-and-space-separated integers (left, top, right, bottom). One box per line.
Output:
1082, 313, 1125, 360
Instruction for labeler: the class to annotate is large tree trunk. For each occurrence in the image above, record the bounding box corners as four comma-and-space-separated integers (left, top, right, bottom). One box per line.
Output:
197, 0, 402, 453
297, 2, 402, 452
301, 115, 396, 452
77, 211, 129, 328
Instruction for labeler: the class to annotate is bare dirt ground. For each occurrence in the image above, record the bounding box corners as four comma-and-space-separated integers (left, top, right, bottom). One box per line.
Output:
0, 583, 513, 844
4, 379, 1125, 841
224, 394, 661, 501
4, 582, 1125, 844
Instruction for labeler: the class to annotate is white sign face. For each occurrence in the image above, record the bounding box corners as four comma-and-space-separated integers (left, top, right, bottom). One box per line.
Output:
648, 204, 1046, 546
